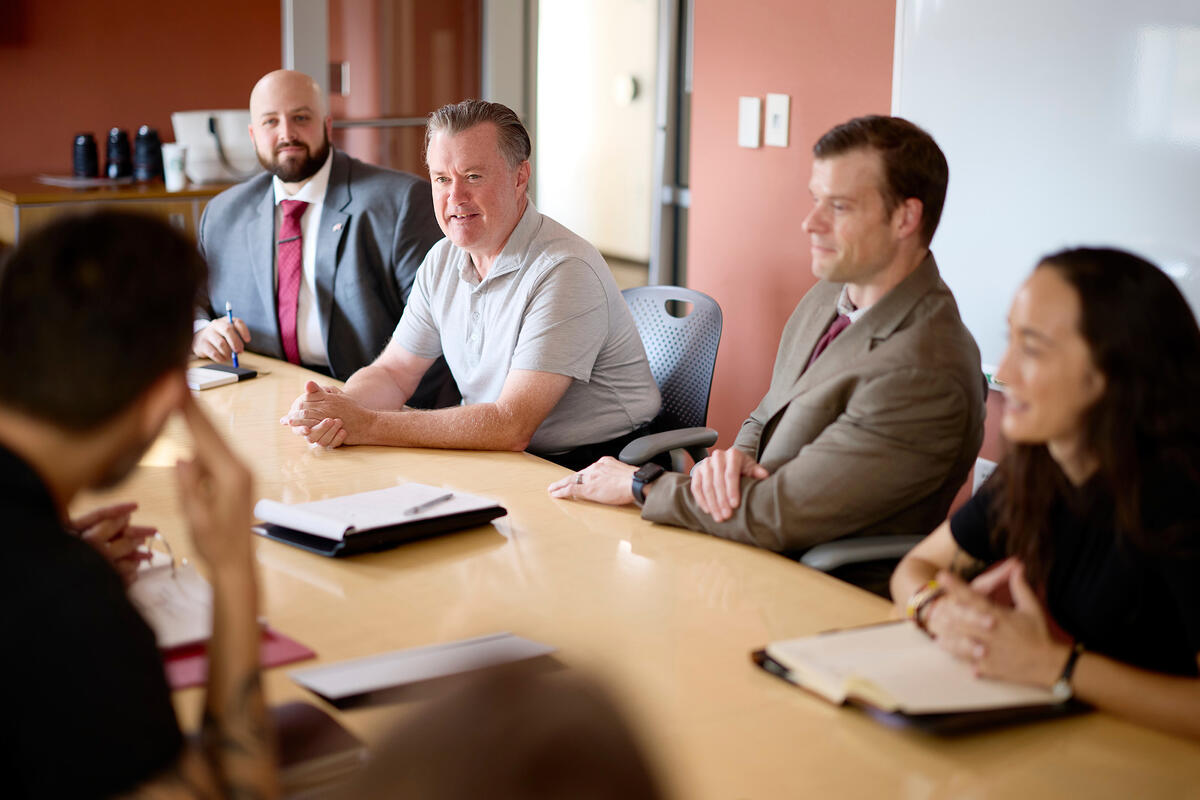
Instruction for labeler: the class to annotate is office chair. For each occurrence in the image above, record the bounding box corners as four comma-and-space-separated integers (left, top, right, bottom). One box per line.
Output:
799, 536, 929, 572
617, 286, 723, 473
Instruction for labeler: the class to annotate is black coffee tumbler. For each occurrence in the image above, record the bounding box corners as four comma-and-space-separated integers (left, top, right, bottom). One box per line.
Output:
73, 133, 99, 178
106, 127, 132, 179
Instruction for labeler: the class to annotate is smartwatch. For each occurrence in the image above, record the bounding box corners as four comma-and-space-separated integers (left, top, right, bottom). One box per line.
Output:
1051, 642, 1085, 702
631, 463, 666, 506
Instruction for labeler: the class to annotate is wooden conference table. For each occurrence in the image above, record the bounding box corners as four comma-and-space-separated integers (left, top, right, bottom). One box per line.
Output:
75, 359, 1200, 799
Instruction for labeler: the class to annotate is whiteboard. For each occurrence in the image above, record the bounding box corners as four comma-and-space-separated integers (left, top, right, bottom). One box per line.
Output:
894, 0, 1200, 371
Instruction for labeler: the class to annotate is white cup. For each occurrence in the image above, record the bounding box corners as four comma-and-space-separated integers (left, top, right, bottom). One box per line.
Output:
162, 143, 187, 191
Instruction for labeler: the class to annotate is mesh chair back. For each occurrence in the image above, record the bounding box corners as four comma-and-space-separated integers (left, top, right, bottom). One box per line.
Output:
622, 286, 723, 430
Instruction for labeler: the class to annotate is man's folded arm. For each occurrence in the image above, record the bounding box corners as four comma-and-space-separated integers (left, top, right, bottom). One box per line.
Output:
732, 407, 767, 456
344, 339, 437, 411
357, 367, 572, 451
642, 368, 972, 551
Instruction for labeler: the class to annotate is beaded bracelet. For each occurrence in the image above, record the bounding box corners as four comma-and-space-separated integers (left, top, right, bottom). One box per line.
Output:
905, 579, 946, 635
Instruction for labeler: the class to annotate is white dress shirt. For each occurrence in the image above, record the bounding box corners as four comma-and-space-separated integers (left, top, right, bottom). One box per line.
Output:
272, 150, 333, 367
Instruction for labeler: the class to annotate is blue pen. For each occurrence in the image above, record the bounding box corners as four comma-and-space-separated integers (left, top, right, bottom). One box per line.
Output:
225, 301, 239, 368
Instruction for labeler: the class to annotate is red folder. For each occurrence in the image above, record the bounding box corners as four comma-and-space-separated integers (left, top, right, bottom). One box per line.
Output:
163, 627, 316, 690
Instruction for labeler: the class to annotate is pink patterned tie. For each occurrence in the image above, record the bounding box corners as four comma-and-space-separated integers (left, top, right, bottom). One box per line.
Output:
276, 199, 309, 365
804, 313, 851, 372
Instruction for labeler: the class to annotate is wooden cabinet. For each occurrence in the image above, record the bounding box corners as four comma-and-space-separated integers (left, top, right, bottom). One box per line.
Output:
0, 176, 235, 247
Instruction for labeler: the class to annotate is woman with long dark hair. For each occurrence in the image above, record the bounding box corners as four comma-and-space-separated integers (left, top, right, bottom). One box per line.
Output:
891, 247, 1200, 739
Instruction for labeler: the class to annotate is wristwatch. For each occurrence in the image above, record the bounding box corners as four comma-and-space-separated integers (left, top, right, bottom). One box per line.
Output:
631, 463, 666, 506
1051, 642, 1085, 702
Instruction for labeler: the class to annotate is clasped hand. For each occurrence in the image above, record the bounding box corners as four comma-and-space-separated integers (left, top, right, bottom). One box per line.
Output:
280, 380, 371, 448
926, 557, 1070, 688
689, 447, 768, 522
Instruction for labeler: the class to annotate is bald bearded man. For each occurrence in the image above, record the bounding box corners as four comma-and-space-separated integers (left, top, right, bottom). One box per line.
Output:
194, 70, 457, 407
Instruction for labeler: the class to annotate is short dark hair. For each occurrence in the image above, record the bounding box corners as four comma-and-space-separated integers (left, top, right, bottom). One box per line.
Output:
0, 211, 207, 430
425, 99, 532, 169
813, 115, 949, 246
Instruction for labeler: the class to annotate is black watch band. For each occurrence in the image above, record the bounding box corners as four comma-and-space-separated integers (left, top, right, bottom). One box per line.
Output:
1052, 641, 1085, 702
631, 463, 666, 506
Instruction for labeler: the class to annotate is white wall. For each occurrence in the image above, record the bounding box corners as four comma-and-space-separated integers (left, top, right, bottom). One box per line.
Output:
535, 0, 657, 262
895, 0, 1200, 371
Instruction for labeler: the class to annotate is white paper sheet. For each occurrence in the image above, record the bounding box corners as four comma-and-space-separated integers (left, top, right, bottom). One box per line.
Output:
127, 563, 213, 649
254, 483, 501, 541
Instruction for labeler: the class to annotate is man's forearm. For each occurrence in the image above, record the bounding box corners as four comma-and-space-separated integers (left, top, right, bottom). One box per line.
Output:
344, 364, 413, 411
732, 416, 764, 454
201, 567, 277, 799
128, 568, 276, 799
361, 402, 533, 452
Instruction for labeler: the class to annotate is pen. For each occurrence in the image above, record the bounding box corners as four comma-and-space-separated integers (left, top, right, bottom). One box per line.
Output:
404, 491, 454, 516
226, 300, 239, 368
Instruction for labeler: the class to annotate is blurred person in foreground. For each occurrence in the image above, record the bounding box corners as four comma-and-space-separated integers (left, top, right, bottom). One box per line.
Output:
0, 212, 277, 796
339, 669, 667, 799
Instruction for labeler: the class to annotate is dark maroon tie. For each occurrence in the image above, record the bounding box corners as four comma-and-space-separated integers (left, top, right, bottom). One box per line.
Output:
804, 313, 851, 372
276, 199, 309, 365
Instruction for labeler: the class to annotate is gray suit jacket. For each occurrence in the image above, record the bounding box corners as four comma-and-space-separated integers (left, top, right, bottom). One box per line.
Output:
642, 254, 986, 553
197, 149, 457, 407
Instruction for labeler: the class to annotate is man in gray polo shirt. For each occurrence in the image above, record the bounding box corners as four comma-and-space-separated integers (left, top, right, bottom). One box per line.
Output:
281, 100, 660, 468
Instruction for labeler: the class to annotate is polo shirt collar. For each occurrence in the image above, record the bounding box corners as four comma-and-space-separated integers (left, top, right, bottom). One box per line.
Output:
458, 199, 541, 287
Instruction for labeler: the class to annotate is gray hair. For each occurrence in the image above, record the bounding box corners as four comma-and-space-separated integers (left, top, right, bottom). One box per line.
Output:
425, 100, 531, 169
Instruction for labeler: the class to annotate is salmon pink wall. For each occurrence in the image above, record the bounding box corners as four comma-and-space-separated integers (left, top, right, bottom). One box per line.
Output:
0, 0, 280, 176
688, 0, 895, 446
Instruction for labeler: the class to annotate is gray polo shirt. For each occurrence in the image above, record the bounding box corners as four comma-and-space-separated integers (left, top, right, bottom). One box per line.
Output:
392, 202, 660, 454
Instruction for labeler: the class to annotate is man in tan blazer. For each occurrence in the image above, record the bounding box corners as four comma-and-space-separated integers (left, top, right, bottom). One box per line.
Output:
550, 115, 985, 563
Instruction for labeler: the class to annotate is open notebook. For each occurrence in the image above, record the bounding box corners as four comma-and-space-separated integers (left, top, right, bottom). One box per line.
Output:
755, 621, 1085, 732
252, 483, 507, 557
127, 560, 214, 650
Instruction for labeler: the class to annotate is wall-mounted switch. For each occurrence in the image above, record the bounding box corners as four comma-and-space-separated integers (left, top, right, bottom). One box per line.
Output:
738, 96, 761, 148
765, 93, 790, 147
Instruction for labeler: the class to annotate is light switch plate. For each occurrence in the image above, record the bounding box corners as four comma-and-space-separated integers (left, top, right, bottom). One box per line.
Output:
765, 93, 790, 147
738, 96, 762, 148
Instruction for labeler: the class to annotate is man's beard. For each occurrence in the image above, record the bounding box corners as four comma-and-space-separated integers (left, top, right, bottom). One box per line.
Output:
259, 133, 331, 183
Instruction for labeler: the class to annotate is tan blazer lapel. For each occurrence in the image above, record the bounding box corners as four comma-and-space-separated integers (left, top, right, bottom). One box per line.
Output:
756, 254, 943, 453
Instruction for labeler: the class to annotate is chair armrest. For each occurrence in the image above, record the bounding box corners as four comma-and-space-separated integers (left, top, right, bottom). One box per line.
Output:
799, 535, 926, 573
618, 427, 718, 465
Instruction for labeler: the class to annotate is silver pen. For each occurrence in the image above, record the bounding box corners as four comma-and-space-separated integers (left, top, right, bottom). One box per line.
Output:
404, 491, 454, 516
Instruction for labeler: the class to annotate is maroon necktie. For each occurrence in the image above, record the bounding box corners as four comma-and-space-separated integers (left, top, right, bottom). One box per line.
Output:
276, 199, 309, 365
804, 313, 851, 372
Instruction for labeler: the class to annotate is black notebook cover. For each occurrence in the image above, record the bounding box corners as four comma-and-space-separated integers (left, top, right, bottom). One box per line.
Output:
255, 505, 506, 557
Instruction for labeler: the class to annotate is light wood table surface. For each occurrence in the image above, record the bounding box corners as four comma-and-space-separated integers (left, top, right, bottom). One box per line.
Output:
76, 358, 1200, 799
